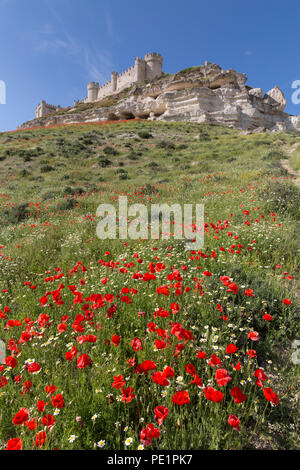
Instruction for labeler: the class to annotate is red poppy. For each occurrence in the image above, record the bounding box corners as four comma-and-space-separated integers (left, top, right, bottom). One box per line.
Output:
37, 400, 47, 413
248, 330, 259, 341
228, 414, 240, 431
6, 438, 23, 450
42, 414, 56, 428
131, 337, 142, 351
263, 313, 273, 321
204, 386, 224, 403
227, 283, 239, 294
5, 356, 18, 368
151, 371, 170, 387
196, 351, 207, 359
155, 339, 167, 349
215, 368, 232, 386
77, 354, 92, 369
185, 363, 197, 376
189, 374, 203, 387
154, 406, 169, 426
170, 303, 180, 314
208, 354, 222, 367
45, 385, 58, 396
172, 390, 190, 405
27, 362, 40, 373
230, 386, 247, 404
140, 423, 161, 446
65, 346, 78, 361
51, 394, 64, 409
111, 334, 120, 346
246, 349, 257, 358
112, 375, 126, 389
34, 431, 47, 448
226, 344, 238, 354
263, 387, 279, 406
12, 407, 30, 425
121, 386, 135, 403
134, 360, 157, 374
243, 288, 254, 297
156, 286, 170, 296
254, 368, 267, 387
162, 366, 175, 378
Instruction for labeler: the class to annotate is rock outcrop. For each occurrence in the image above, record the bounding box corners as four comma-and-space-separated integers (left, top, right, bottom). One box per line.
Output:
18, 62, 300, 132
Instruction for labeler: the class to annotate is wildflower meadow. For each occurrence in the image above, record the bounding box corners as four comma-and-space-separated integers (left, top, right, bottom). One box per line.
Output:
0, 120, 299, 450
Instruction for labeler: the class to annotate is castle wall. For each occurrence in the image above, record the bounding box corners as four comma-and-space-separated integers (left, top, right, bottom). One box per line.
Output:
97, 80, 113, 100
35, 101, 57, 118
116, 64, 137, 91
85, 53, 163, 103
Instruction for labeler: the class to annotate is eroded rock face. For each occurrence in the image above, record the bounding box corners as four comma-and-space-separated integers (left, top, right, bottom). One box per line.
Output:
264, 86, 287, 112
18, 62, 299, 132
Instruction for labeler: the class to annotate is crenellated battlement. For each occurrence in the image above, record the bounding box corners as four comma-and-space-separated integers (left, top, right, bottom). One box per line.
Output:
35, 100, 60, 118
144, 52, 163, 62
88, 81, 99, 88
85, 52, 163, 103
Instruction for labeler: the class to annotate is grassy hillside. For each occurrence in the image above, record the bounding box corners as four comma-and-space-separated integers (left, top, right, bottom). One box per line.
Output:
0, 120, 299, 450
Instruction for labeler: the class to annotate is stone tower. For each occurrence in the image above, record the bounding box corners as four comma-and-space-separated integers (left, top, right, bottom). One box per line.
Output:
111, 72, 118, 92
135, 57, 146, 82
87, 82, 99, 102
144, 53, 163, 81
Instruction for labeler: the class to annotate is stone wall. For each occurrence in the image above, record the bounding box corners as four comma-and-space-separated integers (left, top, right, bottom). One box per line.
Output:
35, 100, 60, 118
85, 52, 163, 103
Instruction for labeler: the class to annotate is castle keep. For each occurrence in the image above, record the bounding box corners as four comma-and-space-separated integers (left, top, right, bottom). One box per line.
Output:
85, 52, 163, 103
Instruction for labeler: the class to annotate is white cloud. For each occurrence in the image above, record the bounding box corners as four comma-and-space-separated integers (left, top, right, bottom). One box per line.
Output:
37, 0, 115, 85
36, 39, 72, 52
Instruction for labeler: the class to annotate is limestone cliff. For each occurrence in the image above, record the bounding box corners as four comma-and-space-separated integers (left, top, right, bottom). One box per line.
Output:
18, 62, 300, 132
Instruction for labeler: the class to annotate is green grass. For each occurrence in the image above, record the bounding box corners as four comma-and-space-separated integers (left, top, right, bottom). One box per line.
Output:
0, 120, 299, 450
290, 145, 300, 171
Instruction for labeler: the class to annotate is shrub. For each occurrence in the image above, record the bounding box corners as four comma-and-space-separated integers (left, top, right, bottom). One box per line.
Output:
3, 202, 30, 224
103, 146, 119, 156
98, 157, 112, 168
137, 131, 152, 139
156, 140, 175, 150
41, 164, 54, 173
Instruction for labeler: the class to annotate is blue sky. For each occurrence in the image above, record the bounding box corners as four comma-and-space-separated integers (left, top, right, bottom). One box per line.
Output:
1, 0, 300, 131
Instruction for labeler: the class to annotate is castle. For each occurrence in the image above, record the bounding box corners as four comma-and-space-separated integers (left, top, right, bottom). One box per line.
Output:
85, 52, 163, 103
34, 52, 163, 117
35, 100, 61, 119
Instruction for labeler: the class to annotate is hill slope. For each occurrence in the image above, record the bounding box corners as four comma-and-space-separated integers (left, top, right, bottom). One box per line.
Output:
0, 121, 299, 450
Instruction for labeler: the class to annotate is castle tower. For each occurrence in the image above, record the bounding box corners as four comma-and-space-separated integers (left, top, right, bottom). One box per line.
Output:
111, 72, 118, 92
87, 81, 99, 102
135, 57, 146, 82
144, 53, 163, 81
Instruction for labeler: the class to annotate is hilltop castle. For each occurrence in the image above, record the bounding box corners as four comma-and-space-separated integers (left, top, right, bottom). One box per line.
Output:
28, 55, 295, 134
35, 52, 163, 118
85, 52, 163, 103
